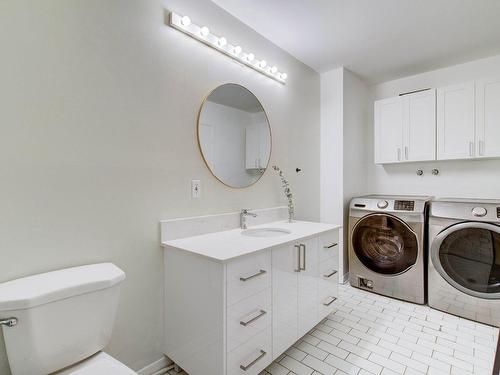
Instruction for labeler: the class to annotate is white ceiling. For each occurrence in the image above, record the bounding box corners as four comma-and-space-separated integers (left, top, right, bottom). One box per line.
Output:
211, 0, 500, 83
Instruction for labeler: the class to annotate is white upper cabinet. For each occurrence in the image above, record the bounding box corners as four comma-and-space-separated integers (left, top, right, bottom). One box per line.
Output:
404, 89, 436, 161
245, 123, 271, 170
476, 77, 500, 158
437, 82, 475, 160
374, 89, 436, 164
374, 97, 404, 163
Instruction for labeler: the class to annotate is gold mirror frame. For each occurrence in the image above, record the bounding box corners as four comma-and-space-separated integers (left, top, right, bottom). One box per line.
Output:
197, 83, 273, 189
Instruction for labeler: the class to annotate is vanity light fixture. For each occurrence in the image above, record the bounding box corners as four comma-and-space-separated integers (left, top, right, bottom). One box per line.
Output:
169, 12, 287, 84
200, 26, 210, 37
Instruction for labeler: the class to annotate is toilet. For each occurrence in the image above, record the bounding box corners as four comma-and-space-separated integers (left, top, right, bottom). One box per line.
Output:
0, 263, 136, 375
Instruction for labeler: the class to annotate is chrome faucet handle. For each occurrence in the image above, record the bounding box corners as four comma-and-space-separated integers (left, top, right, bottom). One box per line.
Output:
241, 209, 257, 217
0, 317, 18, 327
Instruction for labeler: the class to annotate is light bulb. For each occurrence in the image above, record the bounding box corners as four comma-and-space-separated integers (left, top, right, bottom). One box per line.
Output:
259, 60, 267, 68
200, 26, 210, 37
270, 66, 278, 74
181, 16, 191, 26
218, 37, 227, 47
246, 53, 255, 62
233, 45, 242, 55
280, 72, 288, 80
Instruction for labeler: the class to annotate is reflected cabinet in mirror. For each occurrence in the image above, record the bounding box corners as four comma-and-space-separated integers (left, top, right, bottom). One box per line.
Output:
198, 84, 272, 188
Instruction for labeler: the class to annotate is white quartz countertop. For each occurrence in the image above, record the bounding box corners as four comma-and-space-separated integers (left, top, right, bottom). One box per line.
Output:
162, 220, 341, 262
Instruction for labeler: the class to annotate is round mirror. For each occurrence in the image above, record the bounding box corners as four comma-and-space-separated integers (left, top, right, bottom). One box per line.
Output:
198, 84, 271, 188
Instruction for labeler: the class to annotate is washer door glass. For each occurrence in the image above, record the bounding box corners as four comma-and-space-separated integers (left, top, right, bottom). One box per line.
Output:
434, 223, 500, 297
352, 214, 418, 275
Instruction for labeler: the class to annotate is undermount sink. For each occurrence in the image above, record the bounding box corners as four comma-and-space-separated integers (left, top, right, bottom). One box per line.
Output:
241, 227, 292, 237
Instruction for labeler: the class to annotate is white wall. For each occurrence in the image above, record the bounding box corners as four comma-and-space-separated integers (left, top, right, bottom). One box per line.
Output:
320, 67, 370, 281
320, 69, 343, 224
368, 54, 500, 199
342, 70, 370, 278
0, 0, 320, 373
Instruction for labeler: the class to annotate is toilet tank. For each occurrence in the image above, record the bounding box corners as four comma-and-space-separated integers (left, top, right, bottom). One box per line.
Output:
0, 263, 126, 375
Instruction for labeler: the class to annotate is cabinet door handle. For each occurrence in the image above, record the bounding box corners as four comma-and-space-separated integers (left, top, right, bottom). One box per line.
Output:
240, 350, 266, 371
469, 141, 474, 157
240, 310, 267, 326
294, 245, 301, 272
323, 296, 337, 306
397, 148, 401, 161
323, 242, 338, 249
479, 140, 485, 156
404, 146, 408, 160
240, 269, 266, 282
323, 270, 338, 278
299, 244, 306, 271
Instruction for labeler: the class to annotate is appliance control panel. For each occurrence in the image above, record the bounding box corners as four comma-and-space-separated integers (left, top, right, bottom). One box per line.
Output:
497, 207, 500, 218
394, 200, 415, 211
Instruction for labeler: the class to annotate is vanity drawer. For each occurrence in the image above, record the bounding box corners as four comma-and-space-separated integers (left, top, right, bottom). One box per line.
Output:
227, 328, 272, 375
227, 288, 271, 352
320, 255, 339, 280
319, 230, 339, 261
227, 252, 271, 306
319, 292, 338, 317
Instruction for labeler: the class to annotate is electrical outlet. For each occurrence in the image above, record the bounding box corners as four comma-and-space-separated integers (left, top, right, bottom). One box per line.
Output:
191, 180, 201, 198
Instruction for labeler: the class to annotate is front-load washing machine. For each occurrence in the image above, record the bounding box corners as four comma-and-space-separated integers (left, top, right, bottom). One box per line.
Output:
349, 195, 432, 304
428, 198, 500, 326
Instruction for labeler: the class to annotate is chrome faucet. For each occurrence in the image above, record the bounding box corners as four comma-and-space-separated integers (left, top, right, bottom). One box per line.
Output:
240, 209, 257, 229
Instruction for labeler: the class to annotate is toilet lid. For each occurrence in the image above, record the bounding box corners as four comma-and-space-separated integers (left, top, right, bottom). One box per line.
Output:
55, 352, 137, 375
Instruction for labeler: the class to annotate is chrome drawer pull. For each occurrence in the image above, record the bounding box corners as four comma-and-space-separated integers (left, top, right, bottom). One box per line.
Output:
240, 269, 266, 282
299, 244, 306, 271
323, 270, 337, 278
294, 244, 301, 272
323, 243, 338, 249
240, 310, 267, 326
240, 350, 266, 371
323, 296, 337, 306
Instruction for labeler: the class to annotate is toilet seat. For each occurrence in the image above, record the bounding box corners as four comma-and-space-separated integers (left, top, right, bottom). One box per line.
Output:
55, 352, 137, 375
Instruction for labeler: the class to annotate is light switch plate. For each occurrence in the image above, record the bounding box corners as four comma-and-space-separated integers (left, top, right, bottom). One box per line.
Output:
191, 180, 201, 198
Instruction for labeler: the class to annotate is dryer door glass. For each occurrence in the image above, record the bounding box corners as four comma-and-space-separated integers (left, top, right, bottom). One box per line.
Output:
438, 226, 500, 295
352, 214, 418, 275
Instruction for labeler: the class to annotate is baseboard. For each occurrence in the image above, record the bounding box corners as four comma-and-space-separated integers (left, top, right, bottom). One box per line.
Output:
341, 272, 349, 284
137, 356, 171, 375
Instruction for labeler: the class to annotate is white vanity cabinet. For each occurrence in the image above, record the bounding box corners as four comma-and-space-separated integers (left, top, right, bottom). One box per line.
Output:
272, 230, 339, 358
163, 223, 340, 375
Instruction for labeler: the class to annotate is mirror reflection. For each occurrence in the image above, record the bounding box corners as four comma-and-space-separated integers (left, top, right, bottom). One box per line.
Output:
198, 84, 271, 188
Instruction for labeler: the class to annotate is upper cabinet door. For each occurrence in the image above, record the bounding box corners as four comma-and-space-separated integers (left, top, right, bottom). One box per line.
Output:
374, 97, 404, 164
437, 82, 475, 160
403, 89, 436, 161
476, 77, 500, 158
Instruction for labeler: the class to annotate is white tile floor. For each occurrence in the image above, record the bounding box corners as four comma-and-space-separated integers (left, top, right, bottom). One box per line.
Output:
168, 284, 499, 375
262, 284, 499, 375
